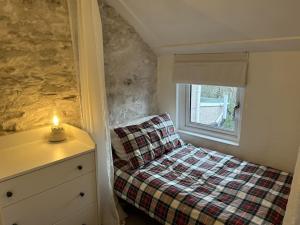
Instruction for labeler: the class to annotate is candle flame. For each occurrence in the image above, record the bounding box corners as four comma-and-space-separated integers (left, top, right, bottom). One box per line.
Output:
53, 115, 60, 126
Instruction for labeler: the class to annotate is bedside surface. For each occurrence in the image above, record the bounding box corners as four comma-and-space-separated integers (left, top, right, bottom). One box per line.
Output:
0, 124, 95, 182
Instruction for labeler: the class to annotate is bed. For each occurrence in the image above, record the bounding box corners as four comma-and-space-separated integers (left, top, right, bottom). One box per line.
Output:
112, 114, 292, 225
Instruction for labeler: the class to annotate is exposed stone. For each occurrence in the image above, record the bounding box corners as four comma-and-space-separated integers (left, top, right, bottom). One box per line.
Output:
101, 2, 158, 126
2, 111, 25, 120
0, 0, 81, 135
2, 121, 17, 132
0, 0, 158, 135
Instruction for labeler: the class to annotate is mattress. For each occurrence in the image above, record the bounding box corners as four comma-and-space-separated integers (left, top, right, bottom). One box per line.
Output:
114, 144, 292, 225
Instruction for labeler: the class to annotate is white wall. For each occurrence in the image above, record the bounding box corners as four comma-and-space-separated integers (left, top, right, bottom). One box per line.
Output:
157, 51, 300, 172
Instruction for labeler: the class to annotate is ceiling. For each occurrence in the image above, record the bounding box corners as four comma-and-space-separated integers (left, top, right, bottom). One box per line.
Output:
106, 0, 300, 54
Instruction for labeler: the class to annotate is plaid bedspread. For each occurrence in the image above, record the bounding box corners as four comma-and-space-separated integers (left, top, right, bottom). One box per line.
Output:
114, 144, 292, 225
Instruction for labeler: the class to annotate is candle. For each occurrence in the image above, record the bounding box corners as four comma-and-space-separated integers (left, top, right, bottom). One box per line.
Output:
49, 115, 66, 142
53, 115, 60, 127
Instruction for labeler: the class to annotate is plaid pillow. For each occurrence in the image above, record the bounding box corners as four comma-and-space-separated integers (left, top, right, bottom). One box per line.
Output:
114, 113, 184, 169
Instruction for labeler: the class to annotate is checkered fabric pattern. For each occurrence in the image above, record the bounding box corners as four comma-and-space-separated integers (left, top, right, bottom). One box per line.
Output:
114, 113, 184, 169
114, 144, 292, 225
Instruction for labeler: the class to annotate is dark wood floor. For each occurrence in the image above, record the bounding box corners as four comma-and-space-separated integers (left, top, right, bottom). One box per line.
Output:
120, 200, 161, 225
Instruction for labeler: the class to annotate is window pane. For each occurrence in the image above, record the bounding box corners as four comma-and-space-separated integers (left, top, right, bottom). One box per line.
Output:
190, 84, 238, 131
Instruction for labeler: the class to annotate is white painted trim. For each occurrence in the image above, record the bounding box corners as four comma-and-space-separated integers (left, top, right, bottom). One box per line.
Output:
160, 36, 300, 50
178, 129, 239, 147
159, 36, 300, 54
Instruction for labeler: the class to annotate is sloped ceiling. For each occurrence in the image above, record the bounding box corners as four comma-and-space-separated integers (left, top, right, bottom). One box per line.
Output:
106, 0, 300, 54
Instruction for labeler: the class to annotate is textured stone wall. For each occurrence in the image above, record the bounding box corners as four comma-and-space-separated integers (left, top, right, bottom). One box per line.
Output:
101, 2, 158, 126
0, 0, 81, 135
0, 0, 158, 135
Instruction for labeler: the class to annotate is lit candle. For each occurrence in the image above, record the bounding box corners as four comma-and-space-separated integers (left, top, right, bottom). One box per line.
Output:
52, 115, 60, 127
49, 115, 66, 142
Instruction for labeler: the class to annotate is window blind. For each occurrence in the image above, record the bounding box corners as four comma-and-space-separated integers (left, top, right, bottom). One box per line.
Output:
173, 53, 249, 87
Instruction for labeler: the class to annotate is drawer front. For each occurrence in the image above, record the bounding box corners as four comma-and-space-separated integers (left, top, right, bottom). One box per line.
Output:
0, 152, 95, 207
1, 171, 97, 225
54, 203, 98, 225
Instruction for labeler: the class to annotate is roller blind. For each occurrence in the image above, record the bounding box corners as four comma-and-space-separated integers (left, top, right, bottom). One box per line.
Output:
173, 53, 249, 87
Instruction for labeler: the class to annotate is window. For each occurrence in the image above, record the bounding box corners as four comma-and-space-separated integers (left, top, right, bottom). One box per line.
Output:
177, 84, 244, 145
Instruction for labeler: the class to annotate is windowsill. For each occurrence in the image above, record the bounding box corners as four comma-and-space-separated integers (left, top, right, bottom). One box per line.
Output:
178, 129, 240, 147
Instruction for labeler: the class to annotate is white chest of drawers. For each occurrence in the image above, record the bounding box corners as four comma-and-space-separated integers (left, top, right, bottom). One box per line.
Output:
0, 125, 98, 225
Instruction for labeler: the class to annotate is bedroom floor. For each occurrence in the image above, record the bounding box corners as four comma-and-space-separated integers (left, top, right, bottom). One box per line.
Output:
126, 212, 160, 225
122, 202, 161, 225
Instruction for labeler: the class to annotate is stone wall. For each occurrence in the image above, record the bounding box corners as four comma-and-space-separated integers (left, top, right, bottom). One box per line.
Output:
0, 0, 81, 135
0, 0, 158, 135
101, 2, 158, 126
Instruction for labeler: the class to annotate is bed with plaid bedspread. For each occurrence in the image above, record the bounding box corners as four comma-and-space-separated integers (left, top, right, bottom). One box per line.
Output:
114, 144, 292, 225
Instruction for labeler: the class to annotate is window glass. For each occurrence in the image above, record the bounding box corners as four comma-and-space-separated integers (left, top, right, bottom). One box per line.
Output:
190, 84, 238, 132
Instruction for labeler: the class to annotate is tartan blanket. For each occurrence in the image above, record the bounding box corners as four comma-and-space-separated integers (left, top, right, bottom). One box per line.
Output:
114, 144, 292, 225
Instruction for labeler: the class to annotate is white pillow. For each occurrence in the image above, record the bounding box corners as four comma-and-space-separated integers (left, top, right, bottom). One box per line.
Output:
110, 115, 156, 160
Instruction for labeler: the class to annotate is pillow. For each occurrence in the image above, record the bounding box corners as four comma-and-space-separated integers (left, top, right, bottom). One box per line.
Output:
110, 116, 155, 161
113, 113, 184, 169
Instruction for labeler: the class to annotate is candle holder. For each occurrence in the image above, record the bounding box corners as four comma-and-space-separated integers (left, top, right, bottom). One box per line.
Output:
49, 115, 66, 142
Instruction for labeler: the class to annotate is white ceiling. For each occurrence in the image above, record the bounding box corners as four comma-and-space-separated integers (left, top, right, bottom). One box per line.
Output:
106, 0, 300, 54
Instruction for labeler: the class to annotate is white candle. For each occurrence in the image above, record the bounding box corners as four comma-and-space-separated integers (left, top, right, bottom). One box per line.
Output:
49, 115, 66, 142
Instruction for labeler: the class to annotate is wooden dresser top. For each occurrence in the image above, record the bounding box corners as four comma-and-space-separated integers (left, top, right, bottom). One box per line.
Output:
0, 124, 95, 182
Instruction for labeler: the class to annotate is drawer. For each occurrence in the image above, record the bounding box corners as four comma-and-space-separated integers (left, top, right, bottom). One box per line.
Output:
2, 171, 96, 225
0, 152, 95, 207
54, 203, 98, 225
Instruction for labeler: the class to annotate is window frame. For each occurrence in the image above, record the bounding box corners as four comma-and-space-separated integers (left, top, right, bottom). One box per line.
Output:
177, 84, 244, 145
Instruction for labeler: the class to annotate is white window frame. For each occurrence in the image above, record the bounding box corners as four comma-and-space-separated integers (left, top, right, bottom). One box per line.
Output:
176, 84, 244, 146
